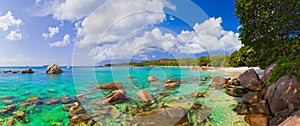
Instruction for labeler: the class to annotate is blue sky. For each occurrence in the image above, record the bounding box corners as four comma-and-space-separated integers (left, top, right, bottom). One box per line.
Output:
0, 0, 242, 66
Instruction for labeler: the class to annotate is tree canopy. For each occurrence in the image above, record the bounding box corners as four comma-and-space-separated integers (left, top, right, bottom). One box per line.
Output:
234, 0, 300, 83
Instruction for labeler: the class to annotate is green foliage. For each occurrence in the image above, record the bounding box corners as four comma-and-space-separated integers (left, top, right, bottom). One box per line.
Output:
268, 54, 300, 84
210, 54, 228, 67
226, 46, 256, 67
235, 0, 300, 68
234, 0, 300, 83
197, 56, 211, 66
106, 54, 229, 67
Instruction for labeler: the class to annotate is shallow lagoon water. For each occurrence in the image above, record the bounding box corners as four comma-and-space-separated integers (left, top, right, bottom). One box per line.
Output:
0, 66, 247, 125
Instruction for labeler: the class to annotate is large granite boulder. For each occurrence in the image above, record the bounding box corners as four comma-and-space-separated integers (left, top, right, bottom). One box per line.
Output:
95, 81, 122, 90
226, 87, 248, 97
262, 62, 277, 84
103, 90, 125, 103
250, 100, 271, 115
265, 75, 300, 115
22, 68, 34, 74
278, 110, 300, 126
136, 90, 153, 103
210, 76, 226, 88
132, 107, 186, 126
242, 92, 260, 104
46, 64, 63, 74
244, 113, 268, 126
238, 68, 265, 91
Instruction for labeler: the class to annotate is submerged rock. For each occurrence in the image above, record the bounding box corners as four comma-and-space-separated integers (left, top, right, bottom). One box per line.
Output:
60, 95, 76, 104
136, 90, 153, 103
44, 98, 61, 105
95, 81, 122, 90
47, 89, 56, 93
13, 111, 26, 121
12, 71, 19, 74
0, 104, 17, 116
22, 68, 34, 74
210, 76, 226, 88
191, 92, 207, 98
165, 82, 179, 88
133, 107, 186, 125
147, 76, 158, 82
46, 64, 63, 74
0, 95, 15, 100
103, 90, 126, 103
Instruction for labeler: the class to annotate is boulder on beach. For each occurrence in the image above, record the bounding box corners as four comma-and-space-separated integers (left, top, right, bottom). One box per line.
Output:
103, 90, 126, 103
261, 62, 277, 84
250, 100, 271, 115
136, 90, 153, 103
277, 110, 300, 126
242, 92, 260, 104
233, 102, 250, 115
238, 68, 265, 91
244, 113, 268, 126
264, 75, 300, 115
226, 87, 248, 97
46, 64, 63, 74
147, 75, 158, 82
22, 68, 34, 74
94, 81, 122, 90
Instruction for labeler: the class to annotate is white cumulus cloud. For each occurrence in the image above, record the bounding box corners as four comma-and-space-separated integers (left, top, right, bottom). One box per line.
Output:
75, 0, 176, 47
91, 17, 242, 62
0, 11, 22, 31
49, 34, 71, 47
42, 26, 59, 39
6, 29, 22, 41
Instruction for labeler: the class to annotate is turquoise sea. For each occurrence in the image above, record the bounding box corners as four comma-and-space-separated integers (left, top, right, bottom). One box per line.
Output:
0, 66, 247, 126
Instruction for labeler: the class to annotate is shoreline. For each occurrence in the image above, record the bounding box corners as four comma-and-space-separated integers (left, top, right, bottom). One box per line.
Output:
209, 67, 264, 78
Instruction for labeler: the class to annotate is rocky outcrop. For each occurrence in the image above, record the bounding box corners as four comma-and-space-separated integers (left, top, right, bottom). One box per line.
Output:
233, 102, 250, 115
103, 90, 126, 103
136, 90, 153, 103
226, 87, 248, 97
278, 110, 300, 126
269, 109, 295, 126
46, 64, 63, 74
261, 62, 277, 84
94, 81, 122, 90
242, 92, 260, 104
132, 107, 186, 126
264, 75, 300, 115
210, 76, 226, 88
147, 76, 158, 82
244, 113, 268, 126
238, 68, 265, 91
22, 68, 34, 74
250, 100, 271, 115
